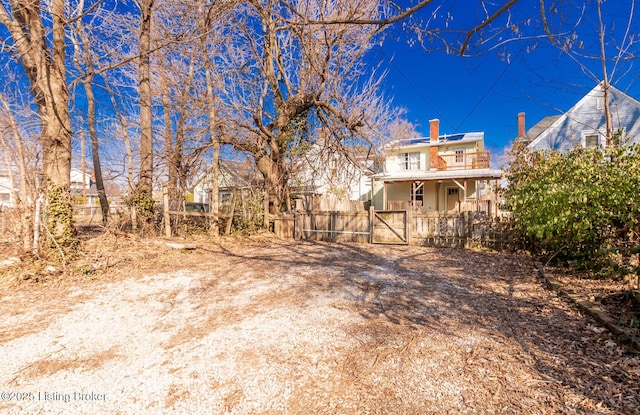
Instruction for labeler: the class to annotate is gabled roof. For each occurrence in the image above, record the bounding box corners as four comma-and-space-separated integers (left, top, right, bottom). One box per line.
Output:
525, 116, 561, 142
388, 132, 484, 149
528, 83, 640, 151
191, 158, 261, 191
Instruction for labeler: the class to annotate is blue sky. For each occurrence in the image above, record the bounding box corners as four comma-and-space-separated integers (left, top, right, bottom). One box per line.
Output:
370, 0, 640, 155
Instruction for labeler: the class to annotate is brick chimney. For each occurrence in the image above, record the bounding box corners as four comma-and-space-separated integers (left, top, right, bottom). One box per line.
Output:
517, 112, 525, 137
429, 119, 440, 169
429, 119, 440, 142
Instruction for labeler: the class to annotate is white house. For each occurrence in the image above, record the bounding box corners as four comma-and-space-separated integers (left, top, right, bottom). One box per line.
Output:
70, 168, 99, 205
0, 169, 15, 207
290, 139, 377, 204
191, 159, 260, 207
372, 119, 502, 214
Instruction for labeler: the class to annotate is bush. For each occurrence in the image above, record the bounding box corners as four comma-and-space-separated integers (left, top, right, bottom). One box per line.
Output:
504, 143, 640, 273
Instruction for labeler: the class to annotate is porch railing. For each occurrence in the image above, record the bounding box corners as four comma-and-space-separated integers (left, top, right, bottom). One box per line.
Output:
387, 199, 498, 216
431, 151, 490, 171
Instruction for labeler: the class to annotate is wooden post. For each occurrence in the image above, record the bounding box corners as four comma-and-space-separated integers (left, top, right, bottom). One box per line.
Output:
406, 208, 413, 246
263, 191, 270, 230
436, 181, 441, 212
494, 180, 499, 218
163, 182, 171, 238
383, 182, 387, 210
225, 188, 237, 235
33, 195, 42, 255
294, 212, 301, 240
368, 205, 375, 244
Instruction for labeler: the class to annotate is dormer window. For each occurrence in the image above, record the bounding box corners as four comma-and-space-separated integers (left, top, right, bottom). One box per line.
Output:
398, 152, 420, 171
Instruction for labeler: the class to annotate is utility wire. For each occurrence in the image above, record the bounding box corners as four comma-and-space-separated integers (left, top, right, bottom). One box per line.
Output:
454, 41, 530, 132
378, 47, 457, 131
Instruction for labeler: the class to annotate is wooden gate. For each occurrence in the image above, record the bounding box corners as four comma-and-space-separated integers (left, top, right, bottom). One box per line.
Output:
372, 210, 408, 244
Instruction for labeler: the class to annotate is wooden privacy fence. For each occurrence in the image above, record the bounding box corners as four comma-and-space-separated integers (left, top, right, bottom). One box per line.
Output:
274, 208, 521, 250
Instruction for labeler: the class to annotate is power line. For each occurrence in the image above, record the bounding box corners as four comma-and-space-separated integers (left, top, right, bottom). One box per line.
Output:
378, 47, 457, 131
454, 42, 530, 132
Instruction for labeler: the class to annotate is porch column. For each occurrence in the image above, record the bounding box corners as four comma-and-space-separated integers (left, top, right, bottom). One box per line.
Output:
436, 181, 441, 212
463, 179, 468, 200
383, 182, 387, 210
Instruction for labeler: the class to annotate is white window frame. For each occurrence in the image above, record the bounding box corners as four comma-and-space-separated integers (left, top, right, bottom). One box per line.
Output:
580, 131, 605, 148
454, 149, 464, 164
397, 152, 421, 171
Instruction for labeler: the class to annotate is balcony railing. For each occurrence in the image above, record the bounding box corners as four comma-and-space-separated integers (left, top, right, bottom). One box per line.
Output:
430, 151, 490, 171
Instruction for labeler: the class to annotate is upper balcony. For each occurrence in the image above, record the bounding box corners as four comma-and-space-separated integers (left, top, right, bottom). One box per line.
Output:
430, 151, 490, 171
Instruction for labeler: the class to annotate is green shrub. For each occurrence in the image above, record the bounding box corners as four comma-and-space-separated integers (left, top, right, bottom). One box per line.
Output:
504, 143, 640, 274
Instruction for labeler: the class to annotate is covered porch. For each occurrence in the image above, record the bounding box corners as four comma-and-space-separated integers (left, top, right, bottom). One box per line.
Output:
372, 170, 502, 216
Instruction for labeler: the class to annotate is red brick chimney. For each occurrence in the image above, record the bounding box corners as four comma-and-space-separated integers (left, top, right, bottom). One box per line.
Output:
429, 119, 440, 142
517, 112, 525, 137
429, 119, 440, 169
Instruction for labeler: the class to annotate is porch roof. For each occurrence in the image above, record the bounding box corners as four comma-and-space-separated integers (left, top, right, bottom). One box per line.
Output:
372, 168, 502, 182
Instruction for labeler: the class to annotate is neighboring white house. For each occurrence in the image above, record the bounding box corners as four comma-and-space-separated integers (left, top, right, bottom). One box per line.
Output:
521, 83, 640, 151
191, 159, 260, 207
290, 138, 378, 204
0, 169, 15, 207
70, 168, 99, 205
372, 119, 502, 214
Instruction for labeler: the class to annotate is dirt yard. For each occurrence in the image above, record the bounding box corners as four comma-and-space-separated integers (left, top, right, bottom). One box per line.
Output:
0, 234, 639, 414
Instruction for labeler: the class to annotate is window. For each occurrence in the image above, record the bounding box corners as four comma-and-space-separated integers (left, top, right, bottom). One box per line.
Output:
413, 182, 424, 204
397, 152, 420, 171
581, 131, 604, 148
447, 188, 459, 196
454, 149, 464, 163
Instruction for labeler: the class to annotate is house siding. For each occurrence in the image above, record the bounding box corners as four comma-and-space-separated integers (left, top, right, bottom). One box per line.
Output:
372, 180, 384, 210
529, 84, 640, 151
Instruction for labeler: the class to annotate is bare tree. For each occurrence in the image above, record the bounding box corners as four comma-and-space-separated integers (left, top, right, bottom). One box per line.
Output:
213, 0, 404, 213
70, 1, 111, 224
537, 0, 638, 146
0, 0, 75, 251
0, 92, 40, 250
136, 0, 155, 218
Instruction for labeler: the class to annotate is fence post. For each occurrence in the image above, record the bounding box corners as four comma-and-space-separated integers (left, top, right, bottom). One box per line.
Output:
406, 208, 413, 246
225, 188, 237, 235
263, 191, 270, 230
368, 205, 374, 244
163, 183, 171, 238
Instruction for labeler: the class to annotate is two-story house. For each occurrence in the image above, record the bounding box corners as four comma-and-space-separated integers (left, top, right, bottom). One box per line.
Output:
372, 119, 502, 214
520, 83, 640, 151
289, 132, 377, 205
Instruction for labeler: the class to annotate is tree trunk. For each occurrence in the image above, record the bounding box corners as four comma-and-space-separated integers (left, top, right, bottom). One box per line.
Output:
160, 66, 177, 208
84, 78, 110, 224
42, 0, 74, 251
256, 152, 290, 214
137, 0, 154, 206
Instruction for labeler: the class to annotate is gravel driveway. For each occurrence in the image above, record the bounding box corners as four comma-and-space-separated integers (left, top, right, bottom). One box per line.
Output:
1, 236, 638, 414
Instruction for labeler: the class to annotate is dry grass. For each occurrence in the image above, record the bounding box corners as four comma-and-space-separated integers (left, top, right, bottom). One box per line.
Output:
0, 229, 638, 414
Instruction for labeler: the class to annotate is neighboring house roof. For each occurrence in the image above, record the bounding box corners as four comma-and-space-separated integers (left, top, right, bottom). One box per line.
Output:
191, 158, 261, 191
527, 83, 640, 151
388, 132, 484, 150
523, 116, 561, 143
